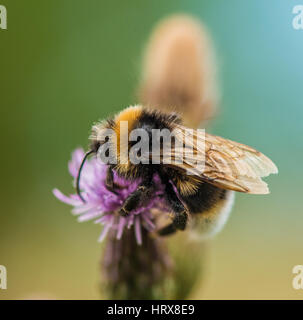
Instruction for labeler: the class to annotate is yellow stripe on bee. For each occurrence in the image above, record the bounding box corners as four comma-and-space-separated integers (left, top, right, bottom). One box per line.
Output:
176, 176, 201, 196
113, 105, 143, 157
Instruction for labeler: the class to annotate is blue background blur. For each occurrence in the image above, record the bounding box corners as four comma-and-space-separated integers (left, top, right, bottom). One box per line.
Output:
0, 0, 302, 299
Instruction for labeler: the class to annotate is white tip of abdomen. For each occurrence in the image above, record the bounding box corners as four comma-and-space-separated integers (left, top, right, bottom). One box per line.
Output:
188, 191, 235, 242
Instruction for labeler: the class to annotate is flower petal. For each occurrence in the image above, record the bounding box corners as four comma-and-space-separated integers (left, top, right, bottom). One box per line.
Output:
53, 189, 81, 206
68, 148, 85, 177
142, 213, 155, 230
71, 203, 99, 215
134, 216, 142, 245
77, 209, 103, 222
116, 217, 126, 240
98, 215, 115, 242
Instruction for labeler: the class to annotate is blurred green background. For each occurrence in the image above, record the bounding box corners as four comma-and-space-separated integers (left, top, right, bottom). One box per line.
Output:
0, 0, 302, 299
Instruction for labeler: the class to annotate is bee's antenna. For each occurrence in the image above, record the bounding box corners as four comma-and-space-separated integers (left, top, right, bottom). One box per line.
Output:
76, 150, 95, 203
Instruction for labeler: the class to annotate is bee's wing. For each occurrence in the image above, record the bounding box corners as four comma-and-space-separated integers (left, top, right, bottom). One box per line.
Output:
167, 125, 278, 194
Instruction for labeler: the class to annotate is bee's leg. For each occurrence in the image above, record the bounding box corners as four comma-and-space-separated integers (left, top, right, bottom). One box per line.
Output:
105, 167, 118, 195
119, 174, 154, 216
157, 223, 177, 236
162, 180, 188, 231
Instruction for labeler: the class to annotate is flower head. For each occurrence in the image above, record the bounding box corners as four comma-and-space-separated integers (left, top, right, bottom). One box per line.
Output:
53, 148, 166, 244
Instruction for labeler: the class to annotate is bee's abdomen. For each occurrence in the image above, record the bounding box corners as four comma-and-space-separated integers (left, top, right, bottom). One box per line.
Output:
181, 183, 235, 240
182, 182, 227, 214
179, 182, 235, 239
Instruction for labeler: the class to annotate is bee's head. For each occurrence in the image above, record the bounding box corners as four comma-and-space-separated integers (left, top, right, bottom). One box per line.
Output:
89, 105, 183, 178
77, 105, 183, 199
89, 106, 144, 175
89, 118, 114, 154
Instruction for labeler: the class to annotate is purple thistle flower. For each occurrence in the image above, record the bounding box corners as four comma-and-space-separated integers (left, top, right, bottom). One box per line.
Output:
53, 148, 166, 245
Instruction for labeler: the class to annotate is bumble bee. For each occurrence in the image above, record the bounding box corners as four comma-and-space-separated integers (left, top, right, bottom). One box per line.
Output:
76, 105, 278, 238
